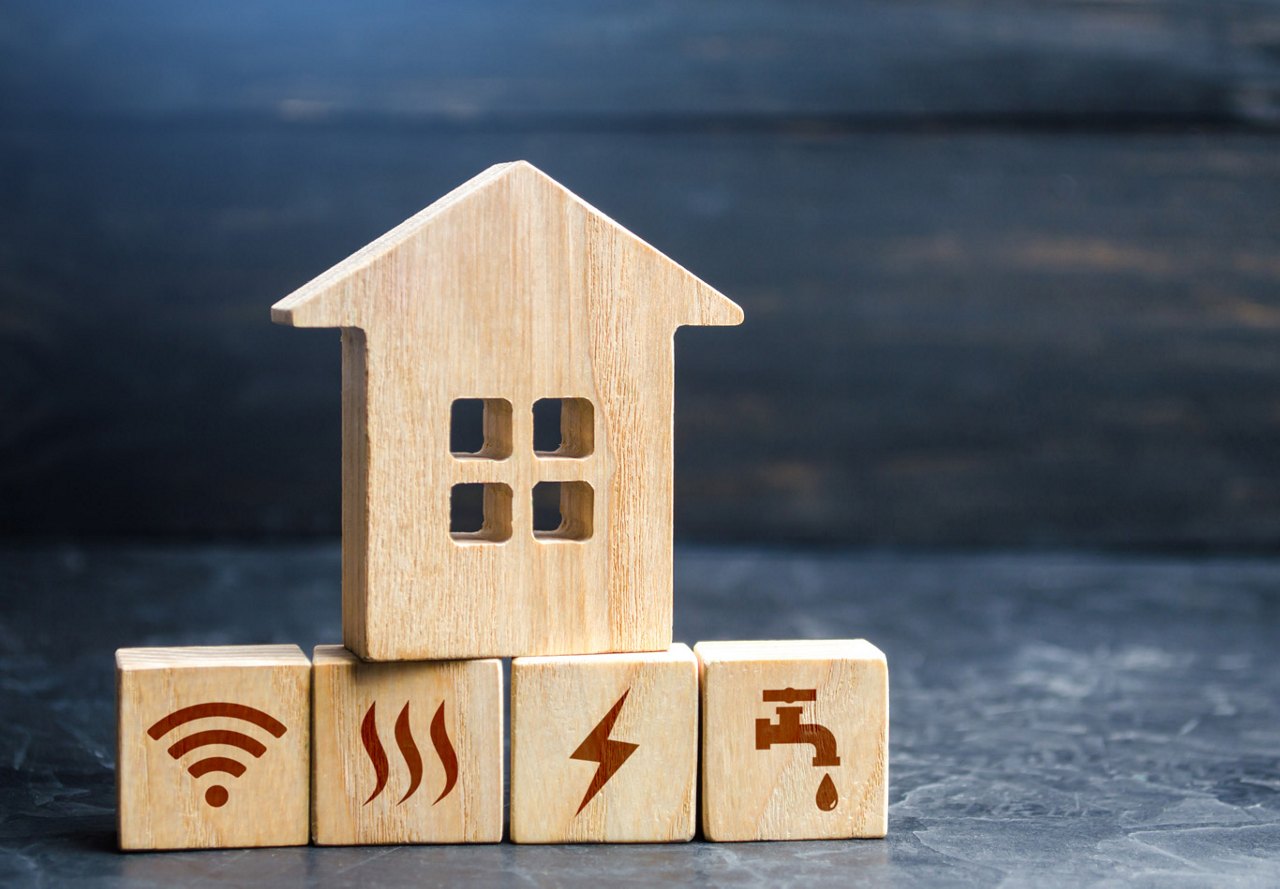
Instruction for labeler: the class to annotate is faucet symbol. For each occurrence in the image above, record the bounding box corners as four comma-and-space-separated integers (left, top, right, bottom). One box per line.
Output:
756, 688, 841, 811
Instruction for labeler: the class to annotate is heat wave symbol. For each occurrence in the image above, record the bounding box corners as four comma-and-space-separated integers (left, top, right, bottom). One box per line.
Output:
360, 702, 458, 806
147, 702, 288, 808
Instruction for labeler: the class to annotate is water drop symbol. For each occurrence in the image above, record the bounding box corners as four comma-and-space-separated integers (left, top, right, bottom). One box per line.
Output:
816, 772, 838, 811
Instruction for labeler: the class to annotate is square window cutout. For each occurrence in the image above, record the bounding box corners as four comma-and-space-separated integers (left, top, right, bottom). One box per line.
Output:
450, 483, 512, 542
451, 398, 513, 459
533, 398, 593, 458
532, 481, 594, 541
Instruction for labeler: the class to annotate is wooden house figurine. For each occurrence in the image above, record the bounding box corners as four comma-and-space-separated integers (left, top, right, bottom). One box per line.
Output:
272, 161, 743, 660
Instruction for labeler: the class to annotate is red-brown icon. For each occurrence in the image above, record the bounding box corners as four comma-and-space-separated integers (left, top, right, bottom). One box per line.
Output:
570, 689, 638, 815
147, 702, 288, 808
755, 688, 841, 811
359, 701, 458, 806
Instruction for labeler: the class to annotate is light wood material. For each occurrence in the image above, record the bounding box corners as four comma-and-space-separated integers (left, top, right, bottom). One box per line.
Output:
695, 639, 888, 842
311, 645, 503, 845
272, 160, 742, 660
510, 643, 698, 843
115, 645, 311, 850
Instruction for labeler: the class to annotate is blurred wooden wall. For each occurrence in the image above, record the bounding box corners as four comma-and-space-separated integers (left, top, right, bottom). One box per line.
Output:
3, 1, 1280, 547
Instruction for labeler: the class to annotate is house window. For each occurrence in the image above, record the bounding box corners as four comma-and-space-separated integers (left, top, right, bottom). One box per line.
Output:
448, 397, 594, 543
450, 483, 512, 542
451, 398, 513, 459
532, 481, 594, 541
533, 397, 594, 457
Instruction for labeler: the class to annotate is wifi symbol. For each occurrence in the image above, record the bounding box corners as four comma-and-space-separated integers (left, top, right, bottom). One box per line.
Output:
147, 702, 288, 808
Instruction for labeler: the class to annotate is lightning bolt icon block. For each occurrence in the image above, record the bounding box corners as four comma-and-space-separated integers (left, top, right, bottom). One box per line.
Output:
570, 689, 639, 815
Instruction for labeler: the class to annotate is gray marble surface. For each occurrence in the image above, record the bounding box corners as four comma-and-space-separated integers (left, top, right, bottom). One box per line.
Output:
1, 544, 1277, 887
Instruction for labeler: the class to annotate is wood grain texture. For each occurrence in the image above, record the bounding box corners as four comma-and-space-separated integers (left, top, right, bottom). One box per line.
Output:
114, 645, 311, 851
695, 640, 888, 842
272, 161, 741, 659
310, 645, 502, 845
510, 643, 698, 843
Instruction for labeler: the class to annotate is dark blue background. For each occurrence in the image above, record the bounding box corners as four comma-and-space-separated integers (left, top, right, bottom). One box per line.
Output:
4, 1, 1280, 548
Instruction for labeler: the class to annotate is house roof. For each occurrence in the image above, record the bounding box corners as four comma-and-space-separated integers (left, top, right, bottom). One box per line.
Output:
270, 160, 743, 329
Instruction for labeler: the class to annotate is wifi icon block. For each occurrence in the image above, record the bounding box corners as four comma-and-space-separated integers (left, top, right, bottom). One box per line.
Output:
116, 645, 311, 851
147, 702, 288, 808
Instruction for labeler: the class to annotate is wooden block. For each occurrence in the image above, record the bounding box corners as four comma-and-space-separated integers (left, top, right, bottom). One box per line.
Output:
695, 639, 888, 842
510, 643, 698, 843
311, 645, 503, 845
271, 161, 743, 660
115, 645, 311, 850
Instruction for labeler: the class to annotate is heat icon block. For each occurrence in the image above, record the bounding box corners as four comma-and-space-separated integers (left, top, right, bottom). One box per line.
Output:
311, 646, 502, 845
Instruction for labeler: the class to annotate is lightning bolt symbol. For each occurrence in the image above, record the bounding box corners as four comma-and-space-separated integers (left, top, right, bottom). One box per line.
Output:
570, 689, 639, 815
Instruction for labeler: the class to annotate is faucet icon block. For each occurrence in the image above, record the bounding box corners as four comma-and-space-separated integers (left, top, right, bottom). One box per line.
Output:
755, 688, 841, 767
